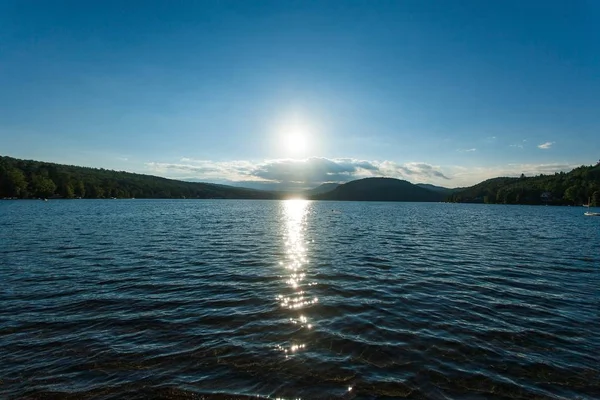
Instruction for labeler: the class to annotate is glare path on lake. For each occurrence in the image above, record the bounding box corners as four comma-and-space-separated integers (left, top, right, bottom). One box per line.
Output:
276, 200, 316, 357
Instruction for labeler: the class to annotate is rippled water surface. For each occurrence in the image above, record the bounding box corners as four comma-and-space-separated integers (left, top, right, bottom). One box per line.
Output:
1, 200, 599, 399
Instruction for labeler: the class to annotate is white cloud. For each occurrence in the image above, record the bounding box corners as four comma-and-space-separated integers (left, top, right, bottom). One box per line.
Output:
145, 159, 258, 182
537, 141, 555, 149
144, 157, 584, 189
510, 139, 528, 148
145, 157, 450, 188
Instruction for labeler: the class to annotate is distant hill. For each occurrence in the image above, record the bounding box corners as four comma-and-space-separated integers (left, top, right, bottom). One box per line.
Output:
312, 177, 444, 202
415, 183, 462, 193
0, 155, 280, 199
302, 182, 340, 196
447, 164, 600, 206
5, 154, 597, 205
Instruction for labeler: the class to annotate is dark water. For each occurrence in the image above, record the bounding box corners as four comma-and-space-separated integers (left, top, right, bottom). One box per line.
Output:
1, 200, 599, 399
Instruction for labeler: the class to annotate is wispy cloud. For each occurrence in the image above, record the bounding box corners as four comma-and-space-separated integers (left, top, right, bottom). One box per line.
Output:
145, 157, 450, 188
537, 141, 555, 149
509, 144, 523, 149
146, 159, 257, 182
458, 148, 477, 152
144, 157, 584, 189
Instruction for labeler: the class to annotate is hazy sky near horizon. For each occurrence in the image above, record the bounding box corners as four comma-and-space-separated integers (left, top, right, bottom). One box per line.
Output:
1, 0, 599, 188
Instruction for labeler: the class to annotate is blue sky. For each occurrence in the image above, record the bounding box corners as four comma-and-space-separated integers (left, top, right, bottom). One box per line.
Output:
1, 0, 599, 188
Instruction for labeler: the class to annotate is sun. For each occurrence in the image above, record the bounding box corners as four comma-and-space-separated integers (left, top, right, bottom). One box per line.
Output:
275, 114, 318, 157
282, 125, 309, 155
284, 130, 307, 154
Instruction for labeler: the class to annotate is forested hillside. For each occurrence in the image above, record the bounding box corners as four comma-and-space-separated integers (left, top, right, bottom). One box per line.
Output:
3, 155, 599, 205
313, 177, 444, 202
0, 156, 278, 199
447, 163, 600, 206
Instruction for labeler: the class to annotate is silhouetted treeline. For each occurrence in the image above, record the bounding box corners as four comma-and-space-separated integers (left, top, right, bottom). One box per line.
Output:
312, 177, 446, 202
3, 155, 599, 204
0, 156, 279, 199
447, 164, 600, 206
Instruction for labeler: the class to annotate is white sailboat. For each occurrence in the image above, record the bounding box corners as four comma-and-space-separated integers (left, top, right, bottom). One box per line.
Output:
584, 197, 600, 216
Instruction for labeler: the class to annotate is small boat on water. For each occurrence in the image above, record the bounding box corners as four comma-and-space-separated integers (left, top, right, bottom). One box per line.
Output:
584, 198, 600, 216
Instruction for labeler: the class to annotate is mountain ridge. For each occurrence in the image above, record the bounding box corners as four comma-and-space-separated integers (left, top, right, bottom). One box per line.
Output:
302, 182, 341, 196
416, 183, 463, 193
312, 177, 444, 202
0, 155, 281, 199
2, 155, 599, 205
447, 164, 600, 205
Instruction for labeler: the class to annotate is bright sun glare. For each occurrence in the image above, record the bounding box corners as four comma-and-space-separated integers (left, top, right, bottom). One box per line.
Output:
277, 116, 313, 156
284, 130, 307, 155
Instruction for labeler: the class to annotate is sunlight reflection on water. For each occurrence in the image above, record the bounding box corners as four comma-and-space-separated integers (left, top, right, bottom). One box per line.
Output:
3, 200, 598, 399
277, 200, 315, 357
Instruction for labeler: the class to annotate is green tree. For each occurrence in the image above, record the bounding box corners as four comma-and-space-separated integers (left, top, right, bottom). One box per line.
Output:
60, 182, 75, 198
88, 184, 104, 198
74, 181, 86, 197
31, 175, 57, 198
1, 168, 28, 197
564, 185, 580, 204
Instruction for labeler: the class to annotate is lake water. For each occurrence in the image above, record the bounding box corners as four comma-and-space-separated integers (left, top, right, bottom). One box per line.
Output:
1, 200, 599, 399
